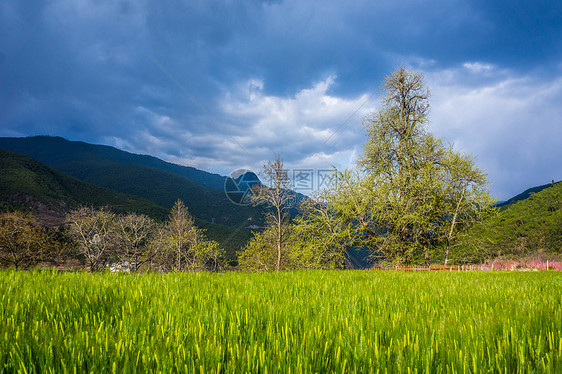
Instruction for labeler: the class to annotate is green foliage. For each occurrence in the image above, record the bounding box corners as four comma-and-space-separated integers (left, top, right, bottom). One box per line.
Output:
239, 67, 494, 269
321, 67, 494, 265
154, 200, 225, 272
0, 271, 561, 372
288, 199, 349, 269
238, 211, 350, 272
241, 156, 347, 272
465, 182, 562, 260
238, 226, 285, 272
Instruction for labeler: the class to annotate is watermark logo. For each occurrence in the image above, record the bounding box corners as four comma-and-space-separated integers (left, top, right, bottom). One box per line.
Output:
292, 168, 339, 192
224, 169, 260, 206
225, 168, 338, 205
293, 169, 314, 191
317, 169, 338, 190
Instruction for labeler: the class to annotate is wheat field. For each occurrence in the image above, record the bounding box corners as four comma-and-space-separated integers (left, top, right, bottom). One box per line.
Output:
1, 270, 561, 373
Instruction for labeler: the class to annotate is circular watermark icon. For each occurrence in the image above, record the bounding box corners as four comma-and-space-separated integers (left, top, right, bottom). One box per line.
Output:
224, 168, 260, 206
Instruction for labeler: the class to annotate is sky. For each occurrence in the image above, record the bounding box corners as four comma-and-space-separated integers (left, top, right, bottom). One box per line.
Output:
1, 0, 561, 200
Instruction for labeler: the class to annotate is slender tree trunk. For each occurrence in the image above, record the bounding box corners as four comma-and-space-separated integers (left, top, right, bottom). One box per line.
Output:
276, 207, 281, 271
424, 245, 430, 267
445, 189, 465, 266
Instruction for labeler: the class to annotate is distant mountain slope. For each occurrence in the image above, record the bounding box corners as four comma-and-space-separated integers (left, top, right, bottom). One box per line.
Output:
467, 180, 562, 258
0, 136, 227, 190
0, 149, 168, 221
0, 149, 250, 259
496, 181, 559, 207
0, 136, 263, 227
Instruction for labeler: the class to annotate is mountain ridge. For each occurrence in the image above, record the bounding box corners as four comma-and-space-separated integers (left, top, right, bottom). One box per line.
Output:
0, 148, 250, 259
0, 136, 263, 227
496, 181, 560, 207
467, 179, 562, 259
0, 148, 169, 221
0, 136, 228, 191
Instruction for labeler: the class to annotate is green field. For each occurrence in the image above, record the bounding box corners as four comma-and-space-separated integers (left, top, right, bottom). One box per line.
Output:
1, 271, 561, 373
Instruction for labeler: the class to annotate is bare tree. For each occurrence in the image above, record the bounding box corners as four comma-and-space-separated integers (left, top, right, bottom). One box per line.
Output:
66, 207, 116, 272
114, 213, 158, 272
251, 155, 294, 271
0, 212, 49, 270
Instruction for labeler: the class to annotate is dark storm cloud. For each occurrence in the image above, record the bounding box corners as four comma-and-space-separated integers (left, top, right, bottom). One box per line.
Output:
0, 0, 561, 199
468, 0, 562, 68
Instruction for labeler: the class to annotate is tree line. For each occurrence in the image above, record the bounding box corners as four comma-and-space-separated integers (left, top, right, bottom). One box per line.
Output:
1, 67, 498, 272
0, 200, 224, 272
237, 67, 495, 270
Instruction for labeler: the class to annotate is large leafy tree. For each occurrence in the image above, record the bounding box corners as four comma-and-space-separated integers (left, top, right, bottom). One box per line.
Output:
326, 67, 494, 265
288, 198, 349, 269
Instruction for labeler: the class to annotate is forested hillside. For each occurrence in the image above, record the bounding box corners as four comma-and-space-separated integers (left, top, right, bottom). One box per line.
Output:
0, 136, 227, 190
0, 136, 263, 227
464, 181, 562, 260
0, 149, 167, 220
495, 181, 558, 207
0, 149, 250, 260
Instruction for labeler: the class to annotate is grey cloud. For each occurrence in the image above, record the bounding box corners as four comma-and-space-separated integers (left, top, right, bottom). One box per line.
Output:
429, 68, 562, 199
1, 0, 561, 200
